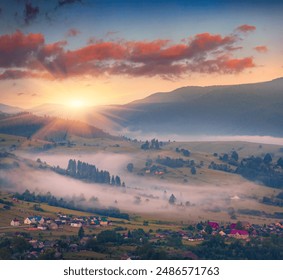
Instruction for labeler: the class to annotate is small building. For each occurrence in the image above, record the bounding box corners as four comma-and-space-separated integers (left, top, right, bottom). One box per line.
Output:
208, 221, 219, 230
90, 220, 100, 227
10, 218, 20, 226
24, 216, 44, 225
228, 229, 249, 240
99, 217, 108, 226
70, 222, 82, 227
230, 223, 237, 229
241, 221, 251, 230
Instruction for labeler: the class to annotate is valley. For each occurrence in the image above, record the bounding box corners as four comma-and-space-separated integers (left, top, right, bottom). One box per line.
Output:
1, 130, 283, 259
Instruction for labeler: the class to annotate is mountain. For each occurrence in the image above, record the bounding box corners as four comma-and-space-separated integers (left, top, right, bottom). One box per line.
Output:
0, 112, 116, 141
29, 103, 67, 116
99, 77, 283, 137
0, 103, 25, 114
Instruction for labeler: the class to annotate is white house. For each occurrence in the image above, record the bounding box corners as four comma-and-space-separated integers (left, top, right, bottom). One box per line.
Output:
24, 216, 45, 225
10, 218, 20, 226
70, 222, 82, 228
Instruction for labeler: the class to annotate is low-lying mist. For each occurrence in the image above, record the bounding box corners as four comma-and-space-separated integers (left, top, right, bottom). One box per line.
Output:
119, 129, 283, 145
0, 150, 269, 221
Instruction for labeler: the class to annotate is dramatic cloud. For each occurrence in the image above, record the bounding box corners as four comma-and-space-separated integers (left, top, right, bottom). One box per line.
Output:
67, 28, 81, 37
0, 30, 44, 67
254, 45, 268, 53
0, 28, 257, 80
236, 24, 256, 33
24, 2, 40, 25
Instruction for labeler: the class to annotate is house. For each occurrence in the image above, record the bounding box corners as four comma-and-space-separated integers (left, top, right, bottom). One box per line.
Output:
70, 221, 82, 227
99, 217, 108, 226
90, 220, 100, 226
208, 221, 219, 230
228, 229, 249, 240
24, 216, 45, 225
10, 218, 20, 226
230, 223, 237, 229
241, 221, 251, 230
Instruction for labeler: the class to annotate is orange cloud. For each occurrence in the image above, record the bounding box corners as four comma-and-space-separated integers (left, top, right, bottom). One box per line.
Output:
0, 30, 44, 67
0, 27, 256, 80
236, 24, 256, 33
254, 45, 268, 53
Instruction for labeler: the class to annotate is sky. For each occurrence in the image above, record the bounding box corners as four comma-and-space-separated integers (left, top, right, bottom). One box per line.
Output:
0, 0, 283, 108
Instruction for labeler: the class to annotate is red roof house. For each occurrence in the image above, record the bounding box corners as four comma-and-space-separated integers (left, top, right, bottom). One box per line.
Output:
228, 229, 249, 239
208, 222, 219, 230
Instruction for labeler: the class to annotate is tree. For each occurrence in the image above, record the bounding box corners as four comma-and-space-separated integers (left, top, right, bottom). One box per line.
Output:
39, 249, 56, 260
127, 163, 134, 172
231, 151, 239, 161
11, 237, 31, 254
221, 153, 229, 162
141, 141, 150, 150
263, 153, 272, 165
111, 175, 115, 185
205, 224, 213, 234
115, 176, 121, 186
191, 166, 196, 175
78, 226, 85, 239
169, 194, 176, 204
277, 157, 283, 168
235, 221, 243, 230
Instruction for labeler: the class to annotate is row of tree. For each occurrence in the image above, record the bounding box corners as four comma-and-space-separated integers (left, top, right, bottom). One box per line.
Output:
216, 151, 283, 189
14, 189, 130, 220
175, 148, 191, 157
53, 159, 125, 187
141, 139, 163, 150
236, 154, 283, 188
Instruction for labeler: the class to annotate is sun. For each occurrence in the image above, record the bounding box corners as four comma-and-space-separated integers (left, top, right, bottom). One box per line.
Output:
67, 99, 86, 109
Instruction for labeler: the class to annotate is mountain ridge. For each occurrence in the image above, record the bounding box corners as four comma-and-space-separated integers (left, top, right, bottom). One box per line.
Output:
100, 77, 283, 137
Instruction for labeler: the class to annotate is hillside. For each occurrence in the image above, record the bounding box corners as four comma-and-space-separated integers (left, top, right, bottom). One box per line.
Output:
0, 103, 24, 114
99, 77, 283, 137
0, 112, 116, 141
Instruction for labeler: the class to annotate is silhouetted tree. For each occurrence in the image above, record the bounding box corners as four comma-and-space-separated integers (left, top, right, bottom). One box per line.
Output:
277, 158, 283, 169
263, 153, 272, 165
127, 163, 134, 172
191, 166, 196, 175
78, 226, 85, 239
169, 194, 176, 204
231, 151, 239, 161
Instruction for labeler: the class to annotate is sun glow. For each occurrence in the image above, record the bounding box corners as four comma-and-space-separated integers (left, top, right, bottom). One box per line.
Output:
68, 99, 86, 109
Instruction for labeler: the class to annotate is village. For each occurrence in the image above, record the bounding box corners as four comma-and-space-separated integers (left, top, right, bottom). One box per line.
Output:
5, 208, 283, 259
1, 192, 283, 259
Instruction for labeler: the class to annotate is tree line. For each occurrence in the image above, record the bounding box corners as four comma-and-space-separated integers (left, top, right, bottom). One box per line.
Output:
14, 189, 129, 220
52, 159, 125, 187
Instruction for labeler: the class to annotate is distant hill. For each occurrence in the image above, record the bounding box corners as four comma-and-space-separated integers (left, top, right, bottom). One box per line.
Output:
0, 103, 25, 114
0, 112, 116, 141
100, 77, 283, 137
